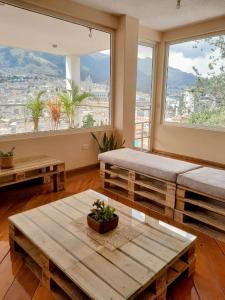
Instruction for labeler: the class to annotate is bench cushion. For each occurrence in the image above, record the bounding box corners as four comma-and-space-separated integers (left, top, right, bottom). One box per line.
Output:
98, 148, 200, 182
177, 167, 225, 199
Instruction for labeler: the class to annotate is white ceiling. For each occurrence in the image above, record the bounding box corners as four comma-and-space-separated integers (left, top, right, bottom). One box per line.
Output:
0, 5, 110, 55
73, 0, 225, 31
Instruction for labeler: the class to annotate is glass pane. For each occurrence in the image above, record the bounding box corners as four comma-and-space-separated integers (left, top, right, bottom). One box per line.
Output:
165, 34, 225, 128
143, 138, 150, 151
0, 5, 111, 136
134, 44, 153, 150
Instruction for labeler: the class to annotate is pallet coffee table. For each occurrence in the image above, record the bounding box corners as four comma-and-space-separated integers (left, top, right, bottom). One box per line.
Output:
0, 155, 65, 192
9, 189, 196, 300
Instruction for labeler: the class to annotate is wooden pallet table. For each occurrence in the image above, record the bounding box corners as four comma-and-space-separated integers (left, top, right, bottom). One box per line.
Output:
174, 186, 225, 243
0, 155, 65, 193
100, 162, 176, 219
9, 189, 196, 300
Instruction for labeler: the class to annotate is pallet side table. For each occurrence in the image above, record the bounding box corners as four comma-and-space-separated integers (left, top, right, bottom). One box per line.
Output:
0, 155, 65, 192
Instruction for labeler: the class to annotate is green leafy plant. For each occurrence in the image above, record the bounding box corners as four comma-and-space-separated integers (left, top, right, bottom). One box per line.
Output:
0, 147, 15, 157
91, 132, 125, 153
58, 80, 91, 128
26, 90, 46, 131
90, 199, 115, 222
82, 113, 96, 128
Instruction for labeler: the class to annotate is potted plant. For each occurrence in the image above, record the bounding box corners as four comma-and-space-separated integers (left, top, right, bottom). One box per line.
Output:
58, 80, 91, 128
47, 97, 62, 130
0, 147, 15, 169
91, 132, 125, 153
87, 199, 119, 234
26, 90, 46, 132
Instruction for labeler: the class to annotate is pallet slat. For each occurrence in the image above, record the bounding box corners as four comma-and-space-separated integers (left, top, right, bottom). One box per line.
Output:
178, 197, 225, 217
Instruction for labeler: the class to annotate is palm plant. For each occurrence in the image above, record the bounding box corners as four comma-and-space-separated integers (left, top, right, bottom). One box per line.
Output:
91, 132, 125, 153
58, 80, 91, 128
26, 90, 45, 131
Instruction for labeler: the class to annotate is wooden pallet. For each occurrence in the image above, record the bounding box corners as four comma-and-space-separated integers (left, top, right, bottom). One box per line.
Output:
100, 162, 176, 219
8, 190, 196, 300
174, 186, 225, 243
0, 155, 65, 192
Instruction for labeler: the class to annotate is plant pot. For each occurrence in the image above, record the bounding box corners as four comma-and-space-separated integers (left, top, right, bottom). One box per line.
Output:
0, 156, 14, 169
87, 213, 119, 234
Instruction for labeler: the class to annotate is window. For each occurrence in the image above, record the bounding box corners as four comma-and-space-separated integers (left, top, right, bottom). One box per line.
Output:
134, 44, 154, 151
164, 33, 225, 129
0, 4, 111, 136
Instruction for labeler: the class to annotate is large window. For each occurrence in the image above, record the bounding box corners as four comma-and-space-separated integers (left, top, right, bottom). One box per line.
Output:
134, 44, 154, 151
164, 33, 225, 129
0, 4, 111, 136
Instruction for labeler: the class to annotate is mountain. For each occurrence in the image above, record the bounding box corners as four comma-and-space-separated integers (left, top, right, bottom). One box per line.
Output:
136, 57, 196, 93
0, 46, 196, 92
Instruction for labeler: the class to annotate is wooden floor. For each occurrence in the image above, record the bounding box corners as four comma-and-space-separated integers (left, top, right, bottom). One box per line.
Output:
0, 168, 225, 300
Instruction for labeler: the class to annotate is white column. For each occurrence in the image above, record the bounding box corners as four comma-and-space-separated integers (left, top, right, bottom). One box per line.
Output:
66, 55, 80, 88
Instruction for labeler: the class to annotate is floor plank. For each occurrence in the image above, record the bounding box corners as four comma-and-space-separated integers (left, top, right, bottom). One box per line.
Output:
0, 252, 23, 299
3, 263, 39, 300
0, 168, 225, 300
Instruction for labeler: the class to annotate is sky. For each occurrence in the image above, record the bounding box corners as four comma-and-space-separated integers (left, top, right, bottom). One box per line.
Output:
101, 35, 224, 77
168, 36, 223, 77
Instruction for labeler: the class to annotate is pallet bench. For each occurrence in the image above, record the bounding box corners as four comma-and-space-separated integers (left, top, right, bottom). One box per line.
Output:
99, 149, 200, 220
174, 167, 225, 242
0, 155, 65, 193
9, 189, 196, 300
100, 162, 176, 218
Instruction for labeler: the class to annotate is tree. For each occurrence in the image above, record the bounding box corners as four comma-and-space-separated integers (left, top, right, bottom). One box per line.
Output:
58, 80, 91, 128
82, 113, 95, 128
190, 35, 225, 126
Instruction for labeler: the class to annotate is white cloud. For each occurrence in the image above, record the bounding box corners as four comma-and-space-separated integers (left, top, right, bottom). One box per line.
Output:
138, 45, 153, 59
168, 51, 210, 76
169, 49, 222, 77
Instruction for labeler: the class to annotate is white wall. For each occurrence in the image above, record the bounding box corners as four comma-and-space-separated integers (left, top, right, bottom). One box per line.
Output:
0, 129, 111, 170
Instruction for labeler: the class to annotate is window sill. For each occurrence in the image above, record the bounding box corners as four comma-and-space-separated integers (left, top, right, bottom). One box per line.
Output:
0, 126, 113, 142
161, 121, 225, 133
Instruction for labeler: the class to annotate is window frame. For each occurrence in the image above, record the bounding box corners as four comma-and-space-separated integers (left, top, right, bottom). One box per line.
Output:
161, 30, 225, 132
0, 3, 114, 141
134, 41, 157, 152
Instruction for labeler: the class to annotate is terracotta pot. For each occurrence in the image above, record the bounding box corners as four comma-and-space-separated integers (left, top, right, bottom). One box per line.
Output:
0, 156, 14, 169
87, 213, 119, 234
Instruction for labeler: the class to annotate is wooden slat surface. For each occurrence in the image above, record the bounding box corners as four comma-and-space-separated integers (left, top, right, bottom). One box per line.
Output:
0, 155, 63, 178
9, 189, 196, 300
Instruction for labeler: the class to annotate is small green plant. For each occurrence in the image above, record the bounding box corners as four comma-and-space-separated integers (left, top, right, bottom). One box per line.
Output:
90, 199, 115, 222
91, 132, 125, 153
0, 147, 15, 157
26, 90, 46, 131
58, 80, 91, 128
82, 113, 95, 128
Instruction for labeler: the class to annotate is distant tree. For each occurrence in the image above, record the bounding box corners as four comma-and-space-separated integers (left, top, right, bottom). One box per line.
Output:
82, 113, 95, 128
189, 107, 225, 127
190, 35, 225, 124
177, 93, 186, 116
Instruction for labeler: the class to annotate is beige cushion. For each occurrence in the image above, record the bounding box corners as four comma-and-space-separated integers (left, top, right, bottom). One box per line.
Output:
98, 148, 200, 182
177, 167, 225, 199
